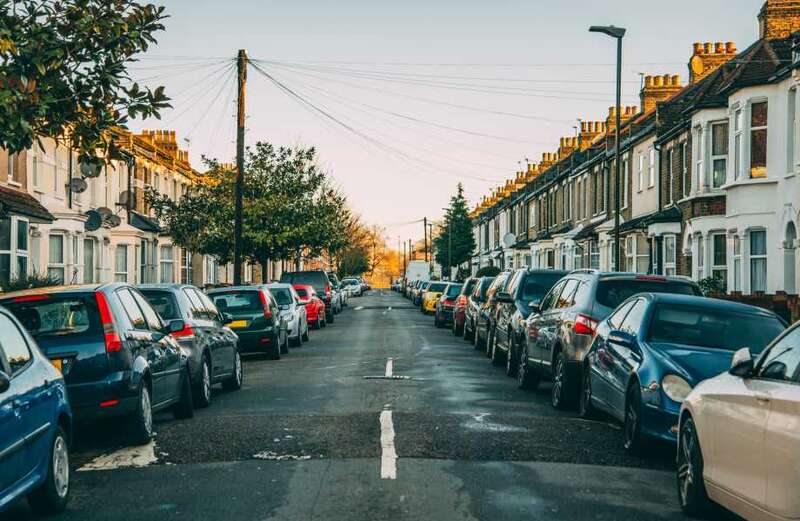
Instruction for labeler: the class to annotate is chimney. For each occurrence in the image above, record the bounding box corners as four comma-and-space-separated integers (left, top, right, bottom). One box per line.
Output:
557, 137, 579, 160
579, 121, 606, 150
606, 105, 639, 132
640, 74, 683, 114
688, 41, 737, 83
539, 152, 556, 171
759, 0, 800, 39
525, 162, 539, 181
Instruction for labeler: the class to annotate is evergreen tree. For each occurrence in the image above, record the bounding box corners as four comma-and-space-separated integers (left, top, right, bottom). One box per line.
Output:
434, 183, 476, 280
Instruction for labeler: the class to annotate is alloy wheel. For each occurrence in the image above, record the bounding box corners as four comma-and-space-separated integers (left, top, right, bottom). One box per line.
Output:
141, 387, 153, 436
202, 360, 211, 403
624, 387, 642, 451
551, 355, 564, 408
678, 423, 696, 505
234, 352, 242, 385
52, 434, 69, 498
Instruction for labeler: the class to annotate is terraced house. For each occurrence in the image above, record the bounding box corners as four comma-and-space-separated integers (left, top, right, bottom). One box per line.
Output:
471, 0, 800, 301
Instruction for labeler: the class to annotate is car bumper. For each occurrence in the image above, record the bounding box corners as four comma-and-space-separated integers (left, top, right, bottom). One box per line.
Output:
441, 308, 454, 323
423, 302, 436, 312
235, 329, 280, 353
68, 372, 140, 421
640, 402, 681, 443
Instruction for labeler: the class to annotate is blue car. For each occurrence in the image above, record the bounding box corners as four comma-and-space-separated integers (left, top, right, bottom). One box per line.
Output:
579, 293, 786, 452
0, 306, 72, 514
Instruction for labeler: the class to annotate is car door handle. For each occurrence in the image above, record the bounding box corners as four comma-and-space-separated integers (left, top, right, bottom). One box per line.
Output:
755, 393, 771, 404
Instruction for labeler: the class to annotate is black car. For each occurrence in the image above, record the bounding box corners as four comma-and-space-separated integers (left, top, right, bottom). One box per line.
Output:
473, 271, 513, 354
139, 284, 243, 408
433, 283, 463, 328
280, 270, 335, 323
207, 286, 289, 360
464, 277, 494, 343
0, 284, 194, 445
490, 269, 569, 374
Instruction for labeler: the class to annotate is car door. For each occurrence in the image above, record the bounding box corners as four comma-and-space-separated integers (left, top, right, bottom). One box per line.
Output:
591, 300, 636, 409
197, 289, 233, 376
605, 298, 647, 415
184, 288, 221, 375
496, 272, 521, 348
133, 289, 182, 404
529, 279, 567, 371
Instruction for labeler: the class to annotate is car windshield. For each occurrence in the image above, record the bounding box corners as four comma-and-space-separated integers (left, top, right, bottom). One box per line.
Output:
648, 304, 785, 352
295, 288, 309, 299
428, 283, 447, 292
596, 279, 699, 309
210, 291, 262, 314
140, 290, 181, 320
479, 278, 496, 297
270, 288, 293, 306
445, 284, 462, 297
3, 294, 102, 339
521, 274, 565, 302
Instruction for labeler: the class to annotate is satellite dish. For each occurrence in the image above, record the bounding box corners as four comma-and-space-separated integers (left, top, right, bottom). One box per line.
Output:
502, 232, 516, 248
118, 190, 136, 208
79, 158, 103, 179
106, 214, 121, 228
85, 210, 101, 232
69, 177, 87, 194
96, 207, 113, 220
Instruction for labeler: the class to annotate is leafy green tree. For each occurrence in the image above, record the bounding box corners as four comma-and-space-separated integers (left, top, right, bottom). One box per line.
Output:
0, 0, 170, 160
337, 246, 370, 277
434, 183, 476, 279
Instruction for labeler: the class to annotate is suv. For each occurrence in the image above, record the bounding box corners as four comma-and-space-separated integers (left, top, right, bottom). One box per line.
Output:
474, 271, 513, 354
491, 269, 568, 374
0, 284, 195, 445
519, 271, 702, 410
280, 271, 335, 323
464, 277, 495, 343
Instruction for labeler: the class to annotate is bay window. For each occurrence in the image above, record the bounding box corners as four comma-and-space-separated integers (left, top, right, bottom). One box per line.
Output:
750, 230, 767, 292
622, 158, 629, 209
589, 241, 600, 270
734, 108, 743, 180
789, 88, 797, 172
696, 236, 705, 280
711, 233, 727, 290
681, 142, 690, 198
648, 148, 655, 187
711, 122, 729, 188
181, 250, 194, 284
83, 238, 96, 284
664, 235, 676, 276
750, 101, 768, 178
160, 245, 174, 283
637, 153, 644, 192
48, 233, 65, 283
115, 245, 128, 283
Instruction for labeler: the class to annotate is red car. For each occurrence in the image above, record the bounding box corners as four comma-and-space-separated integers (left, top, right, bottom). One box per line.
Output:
452, 277, 479, 336
294, 284, 327, 329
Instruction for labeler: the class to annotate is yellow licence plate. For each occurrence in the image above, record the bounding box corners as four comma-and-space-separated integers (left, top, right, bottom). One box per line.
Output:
229, 320, 249, 329
51, 359, 63, 373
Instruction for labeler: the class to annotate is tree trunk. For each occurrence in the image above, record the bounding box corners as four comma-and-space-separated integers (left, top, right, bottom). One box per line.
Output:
295, 247, 301, 271
261, 262, 268, 283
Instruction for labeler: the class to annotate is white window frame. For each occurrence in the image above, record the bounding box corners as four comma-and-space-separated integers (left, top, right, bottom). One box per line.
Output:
710, 232, 727, 285
648, 148, 655, 188
621, 157, 629, 210
637, 153, 644, 192
733, 235, 742, 292
695, 126, 704, 191
788, 87, 797, 174
160, 244, 174, 283
696, 234, 705, 281
681, 142, 690, 198
667, 148, 674, 204
664, 235, 677, 276
115, 244, 129, 283
749, 229, 768, 292
710, 121, 729, 189
48, 232, 66, 283
749, 100, 768, 179
0, 216, 29, 284
733, 106, 743, 181
83, 237, 96, 284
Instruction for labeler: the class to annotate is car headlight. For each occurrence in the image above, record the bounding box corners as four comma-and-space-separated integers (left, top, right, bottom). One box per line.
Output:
661, 374, 692, 403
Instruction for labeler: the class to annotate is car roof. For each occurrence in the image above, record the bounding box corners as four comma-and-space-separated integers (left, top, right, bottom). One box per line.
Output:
265, 283, 293, 289
0, 283, 118, 299
138, 283, 195, 291
646, 293, 779, 317
207, 285, 267, 293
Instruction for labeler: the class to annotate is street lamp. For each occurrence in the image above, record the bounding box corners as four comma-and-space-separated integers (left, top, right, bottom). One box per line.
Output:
590, 24, 626, 271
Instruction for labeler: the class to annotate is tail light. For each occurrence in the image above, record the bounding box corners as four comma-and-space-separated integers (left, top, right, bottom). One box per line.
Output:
456, 295, 468, 307
325, 284, 332, 297
574, 314, 598, 336
444, 298, 455, 306
171, 323, 195, 339
258, 291, 273, 319
95, 291, 122, 353
12, 294, 49, 303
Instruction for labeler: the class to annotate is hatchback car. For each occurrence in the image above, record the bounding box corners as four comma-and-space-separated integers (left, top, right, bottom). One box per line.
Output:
678, 321, 800, 520
341, 277, 362, 297
0, 306, 72, 515
473, 271, 513, 353
0, 284, 195, 445
520, 271, 702, 409
452, 277, 478, 337
294, 284, 326, 329
434, 283, 463, 328
464, 276, 495, 343
207, 286, 289, 360
580, 294, 785, 452
421, 281, 448, 314
139, 284, 243, 408
266, 283, 309, 347
280, 270, 335, 324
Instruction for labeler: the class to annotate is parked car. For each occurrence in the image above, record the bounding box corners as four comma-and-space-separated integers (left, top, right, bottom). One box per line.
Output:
520, 271, 702, 410
473, 271, 513, 353
421, 281, 448, 314
207, 286, 289, 360
464, 276, 495, 344
139, 284, 243, 408
280, 270, 335, 324
294, 284, 326, 329
0, 284, 195, 445
677, 320, 800, 520
452, 277, 478, 336
434, 283, 463, 328
341, 277, 362, 297
326, 273, 343, 314
580, 294, 785, 453
491, 269, 569, 374
266, 283, 309, 347
0, 306, 72, 515
413, 281, 431, 307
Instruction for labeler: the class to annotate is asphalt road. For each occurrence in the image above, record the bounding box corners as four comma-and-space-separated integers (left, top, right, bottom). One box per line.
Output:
3, 290, 731, 521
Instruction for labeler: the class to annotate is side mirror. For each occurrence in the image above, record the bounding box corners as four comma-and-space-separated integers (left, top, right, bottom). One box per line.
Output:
496, 291, 513, 304
0, 371, 10, 393
168, 319, 187, 335
222, 313, 234, 324
729, 347, 754, 377
608, 330, 635, 349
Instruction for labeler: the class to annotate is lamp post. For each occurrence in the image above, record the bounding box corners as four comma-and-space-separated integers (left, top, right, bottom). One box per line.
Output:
589, 24, 625, 271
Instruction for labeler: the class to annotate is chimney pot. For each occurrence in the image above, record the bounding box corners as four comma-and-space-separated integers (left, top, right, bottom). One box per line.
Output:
715, 42, 724, 53
704, 42, 713, 54
726, 41, 736, 53
671, 74, 680, 85
694, 42, 704, 54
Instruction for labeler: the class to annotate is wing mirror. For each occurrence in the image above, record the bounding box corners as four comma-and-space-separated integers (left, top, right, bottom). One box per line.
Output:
0, 371, 10, 394
168, 319, 187, 335
222, 312, 234, 324
608, 330, 635, 349
730, 347, 754, 377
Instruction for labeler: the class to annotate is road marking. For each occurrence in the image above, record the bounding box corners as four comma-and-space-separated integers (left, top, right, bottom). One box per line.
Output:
385, 358, 393, 377
363, 375, 413, 380
355, 306, 365, 310
78, 441, 157, 471
380, 406, 397, 480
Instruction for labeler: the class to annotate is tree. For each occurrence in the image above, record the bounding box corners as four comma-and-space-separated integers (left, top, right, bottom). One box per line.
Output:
434, 183, 476, 280
0, 1, 171, 161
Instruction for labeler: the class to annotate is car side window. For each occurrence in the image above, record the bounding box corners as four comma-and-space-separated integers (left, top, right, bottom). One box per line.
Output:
556, 279, 580, 309
572, 281, 591, 306
0, 313, 32, 375
116, 289, 147, 330
619, 299, 648, 336
607, 300, 635, 329
131, 290, 164, 332
197, 291, 222, 322
757, 327, 800, 383
183, 288, 207, 320
540, 280, 566, 312
507, 271, 522, 295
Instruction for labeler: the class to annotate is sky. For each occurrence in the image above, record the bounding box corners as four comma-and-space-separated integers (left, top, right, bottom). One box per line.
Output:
128, 0, 763, 247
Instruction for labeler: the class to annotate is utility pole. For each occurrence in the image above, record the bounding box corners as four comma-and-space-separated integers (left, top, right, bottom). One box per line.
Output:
402, 240, 406, 277
423, 217, 428, 262
427, 223, 434, 274
233, 49, 248, 285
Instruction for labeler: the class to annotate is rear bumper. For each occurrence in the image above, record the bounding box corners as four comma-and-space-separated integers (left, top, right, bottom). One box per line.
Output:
69, 371, 139, 421
441, 308, 454, 324
236, 329, 280, 353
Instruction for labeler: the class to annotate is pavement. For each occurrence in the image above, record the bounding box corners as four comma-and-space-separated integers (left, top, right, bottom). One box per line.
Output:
2, 290, 729, 521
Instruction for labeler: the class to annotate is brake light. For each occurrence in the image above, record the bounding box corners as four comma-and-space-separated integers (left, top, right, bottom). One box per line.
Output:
171, 323, 195, 339
574, 314, 598, 336
258, 291, 273, 319
457, 295, 468, 307
12, 294, 49, 303
444, 298, 455, 305
95, 292, 122, 353
325, 284, 332, 296
634, 275, 667, 282
99, 399, 119, 408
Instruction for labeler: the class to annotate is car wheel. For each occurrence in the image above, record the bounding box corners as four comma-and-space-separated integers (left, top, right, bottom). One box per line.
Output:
473, 323, 482, 350
290, 332, 302, 347
517, 339, 540, 390
313, 316, 321, 330
578, 364, 597, 419
677, 416, 711, 517
624, 384, 644, 453
173, 367, 195, 419
28, 425, 70, 514
491, 329, 505, 367
321, 316, 327, 328
485, 325, 495, 358
129, 382, 153, 445
302, 323, 310, 342
280, 333, 290, 354
465, 320, 474, 342
505, 330, 518, 376
222, 350, 243, 391
194, 355, 212, 408
327, 312, 335, 324
551, 352, 573, 410
267, 340, 282, 360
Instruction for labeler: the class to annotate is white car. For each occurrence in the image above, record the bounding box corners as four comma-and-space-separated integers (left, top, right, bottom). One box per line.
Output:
677, 322, 800, 520
341, 278, 362, 297
266, 283, 309, 347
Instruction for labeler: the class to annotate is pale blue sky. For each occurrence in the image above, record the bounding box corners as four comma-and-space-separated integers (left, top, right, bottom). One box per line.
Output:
130, 0, 763, 243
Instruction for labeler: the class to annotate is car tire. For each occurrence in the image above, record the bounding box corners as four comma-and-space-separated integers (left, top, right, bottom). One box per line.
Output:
551, 351, 574, 410
267, 341, 281, 360
321, 316, 327, 328
313, 317, 322, 330
173, 367, 195, 419
517, 339, 539, 390
490, 329, 505, 367
129, 382, 154, 445
194, 355, 212, 408
677, 416, 711, 517
280, 333, 290, 354
578, 364, 597, 419
222, 350, 243, 391
327, 312, 335, 324
624, 384, 644, 453
485, 325, 495, 358
473, 323, 482, 350
27, 425, 70, 515
302, 325, 310, 342
465, 320, 474, 342
505, 330, 518, 377
290, 332, 302, 347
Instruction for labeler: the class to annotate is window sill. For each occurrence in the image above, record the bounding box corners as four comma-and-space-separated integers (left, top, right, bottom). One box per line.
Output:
677, 191, 724, 204
721, 178, 779, 189
6, 179, 22, 189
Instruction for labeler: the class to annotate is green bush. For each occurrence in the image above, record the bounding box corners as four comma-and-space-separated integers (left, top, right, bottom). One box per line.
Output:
699, 275, 726, 296
1, 273, 62, 293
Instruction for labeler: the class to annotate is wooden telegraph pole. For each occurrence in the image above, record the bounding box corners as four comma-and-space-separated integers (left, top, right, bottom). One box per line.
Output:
234, 49, 248, 285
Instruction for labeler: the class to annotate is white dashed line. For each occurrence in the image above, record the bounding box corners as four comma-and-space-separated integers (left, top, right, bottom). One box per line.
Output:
385, 358, 393, 377
78, 441, 158, 471
380, 407, 397, 480
355, 306, 365, 311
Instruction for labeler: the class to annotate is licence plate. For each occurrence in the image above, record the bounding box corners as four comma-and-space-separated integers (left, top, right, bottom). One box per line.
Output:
229, 320, 249, 329
50, 359, 63, 373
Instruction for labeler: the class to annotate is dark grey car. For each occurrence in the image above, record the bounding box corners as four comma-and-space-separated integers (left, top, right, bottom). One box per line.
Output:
519, 271, 702, 410
140, 284, 243, 408
464, 277, 495, 343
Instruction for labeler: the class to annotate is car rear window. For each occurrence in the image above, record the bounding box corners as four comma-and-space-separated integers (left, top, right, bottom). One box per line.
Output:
596, 279, 699, 309
478, 277, 495, 297
280, 271, 328, 289
295, 287, 309, 298
140, 290, 180, 321
445, 284, 462, 297
428, 282, 447, 292
462, 279, 477, 296
3, 294, 102, 339
649, 304, 785, 352
270, 288, 293, 306
521, 273, 565, 302
210, 291, 262, 314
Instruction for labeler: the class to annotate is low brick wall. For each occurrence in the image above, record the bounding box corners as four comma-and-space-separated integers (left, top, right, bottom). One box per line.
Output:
709, 292, 800, 325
